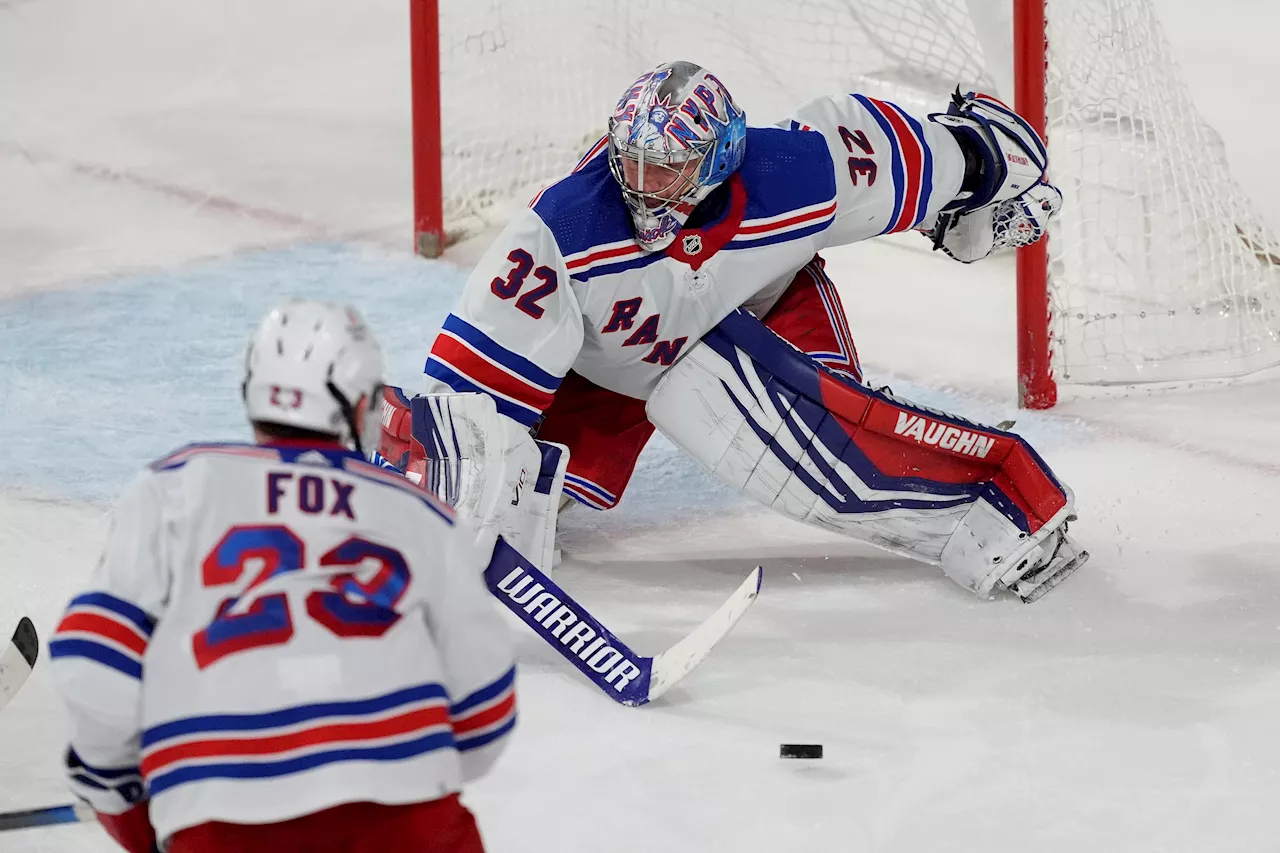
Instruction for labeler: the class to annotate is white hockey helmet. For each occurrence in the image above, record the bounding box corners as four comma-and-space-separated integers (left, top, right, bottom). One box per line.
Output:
242, 299, 386, 454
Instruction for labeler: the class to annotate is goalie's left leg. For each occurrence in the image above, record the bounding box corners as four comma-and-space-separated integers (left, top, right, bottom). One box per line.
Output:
646, 308, 1087, 602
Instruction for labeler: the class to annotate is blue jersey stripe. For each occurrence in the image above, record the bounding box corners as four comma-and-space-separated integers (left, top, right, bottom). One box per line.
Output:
571, 250, 667, 283
150, 442, 280, 472
142, 682, 450, 746
455, 716, 517, 752
423, 361, 542, 428
147, 731, 457, 797
49, 639, 143, 679
562, 474, 616, 503
450, 666, 516, 716
725, 219, 834, 251
851, 95, 906, 234
896, 105, 934, 226
440, 315, 562, 391
67, 592, 156, 636
69, 749, 141, 780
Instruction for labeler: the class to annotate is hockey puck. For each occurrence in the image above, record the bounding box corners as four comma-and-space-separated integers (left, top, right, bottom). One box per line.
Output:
780, 743, 823, 759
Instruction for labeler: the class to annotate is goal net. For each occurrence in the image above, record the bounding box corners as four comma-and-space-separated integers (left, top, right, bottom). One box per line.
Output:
430, 0, 1280, 393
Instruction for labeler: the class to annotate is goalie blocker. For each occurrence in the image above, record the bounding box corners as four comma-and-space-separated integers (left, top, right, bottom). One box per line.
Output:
645, 309, 1087, 602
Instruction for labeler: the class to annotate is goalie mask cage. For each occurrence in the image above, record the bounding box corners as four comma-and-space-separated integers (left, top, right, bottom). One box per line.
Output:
409, 0, 1280, 409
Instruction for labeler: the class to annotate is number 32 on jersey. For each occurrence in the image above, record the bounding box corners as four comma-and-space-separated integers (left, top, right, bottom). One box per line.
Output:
491, 248, 558, 319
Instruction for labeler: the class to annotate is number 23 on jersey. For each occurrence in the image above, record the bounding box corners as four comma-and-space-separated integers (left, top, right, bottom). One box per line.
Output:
192, 525, 412, 669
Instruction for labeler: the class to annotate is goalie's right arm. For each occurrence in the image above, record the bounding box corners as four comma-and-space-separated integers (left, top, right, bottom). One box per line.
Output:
404, 209, 583, 570
422, 207, 584, 429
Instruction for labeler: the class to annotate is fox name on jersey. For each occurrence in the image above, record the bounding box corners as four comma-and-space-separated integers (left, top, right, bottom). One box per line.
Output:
265, 470, 357, 517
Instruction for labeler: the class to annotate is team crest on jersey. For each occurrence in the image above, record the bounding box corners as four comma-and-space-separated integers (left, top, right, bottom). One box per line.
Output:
682, 234, 703, 256
636, 213, 680, 244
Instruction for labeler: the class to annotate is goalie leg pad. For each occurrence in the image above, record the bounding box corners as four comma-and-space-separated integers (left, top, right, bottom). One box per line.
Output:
646, 309, 1079, 598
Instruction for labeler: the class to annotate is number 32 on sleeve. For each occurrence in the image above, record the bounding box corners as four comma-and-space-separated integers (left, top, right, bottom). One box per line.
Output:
490, 248, 559, 319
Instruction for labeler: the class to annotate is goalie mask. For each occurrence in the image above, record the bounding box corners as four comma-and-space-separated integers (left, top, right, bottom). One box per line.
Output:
608, 61, 747, 252
242, 299, 386, 455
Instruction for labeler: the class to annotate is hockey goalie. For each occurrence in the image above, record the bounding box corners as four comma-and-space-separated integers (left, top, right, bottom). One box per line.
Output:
379, 60, 1087, 603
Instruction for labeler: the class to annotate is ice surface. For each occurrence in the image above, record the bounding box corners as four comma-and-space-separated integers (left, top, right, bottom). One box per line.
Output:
3, 1, 1280, 851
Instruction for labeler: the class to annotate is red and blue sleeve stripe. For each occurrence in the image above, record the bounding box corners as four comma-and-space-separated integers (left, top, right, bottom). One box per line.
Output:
851, 94, 935, 234
50, 592, 156, 680
449, 666, 516, 752
425, 314, 564, 428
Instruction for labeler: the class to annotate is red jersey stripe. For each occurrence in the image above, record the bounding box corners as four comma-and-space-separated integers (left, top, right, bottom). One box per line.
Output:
140, 704, 450, 776
56, 613, 148, 655
430, 336, 555, 412
737, 200, 837, 236
565, 242, 641, 271
452, 692, 515, 735
869, 98, 925, 234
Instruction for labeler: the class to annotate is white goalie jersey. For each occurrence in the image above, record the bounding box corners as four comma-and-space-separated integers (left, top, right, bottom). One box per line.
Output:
49, 442, 516, 842
423, 93, 967, 422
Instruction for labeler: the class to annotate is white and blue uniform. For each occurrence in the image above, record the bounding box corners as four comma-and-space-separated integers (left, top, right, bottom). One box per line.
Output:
423, 93, 967, 423
50, 442, 516, 844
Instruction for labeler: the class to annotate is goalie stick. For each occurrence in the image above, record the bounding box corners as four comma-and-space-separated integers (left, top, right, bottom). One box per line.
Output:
485, 538, 762, 706
0, 617, 38, 714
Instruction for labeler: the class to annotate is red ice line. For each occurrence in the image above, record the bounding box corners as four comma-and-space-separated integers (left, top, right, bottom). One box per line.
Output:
65, 159, 335, 238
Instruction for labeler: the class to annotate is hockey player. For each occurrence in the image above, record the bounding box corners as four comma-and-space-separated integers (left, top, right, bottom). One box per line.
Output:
49, 300, 515, 853
379, 61, 1086, 603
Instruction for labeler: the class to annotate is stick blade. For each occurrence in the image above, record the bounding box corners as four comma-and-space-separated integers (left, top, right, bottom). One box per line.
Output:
12, 617, 38, 668
644, 566, 762, 704
0, 617, 39, 712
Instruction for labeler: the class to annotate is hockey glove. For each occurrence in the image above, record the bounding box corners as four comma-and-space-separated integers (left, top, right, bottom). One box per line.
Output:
925, 180, 1062, 263
930, 89, 1048, 213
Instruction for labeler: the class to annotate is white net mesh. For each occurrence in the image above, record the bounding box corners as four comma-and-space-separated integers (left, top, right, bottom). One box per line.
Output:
437, 0, 996, 235
1044, 0, 1280, 384
436, 0, 1280, 387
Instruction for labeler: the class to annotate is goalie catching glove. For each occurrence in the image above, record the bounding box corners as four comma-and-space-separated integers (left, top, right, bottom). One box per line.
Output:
923, 90, 1063, 263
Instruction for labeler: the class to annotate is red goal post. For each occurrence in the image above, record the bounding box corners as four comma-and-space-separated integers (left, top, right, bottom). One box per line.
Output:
409, 0, 445, 260
1013, 0, 1054, 409
409, 0, 1280, 410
